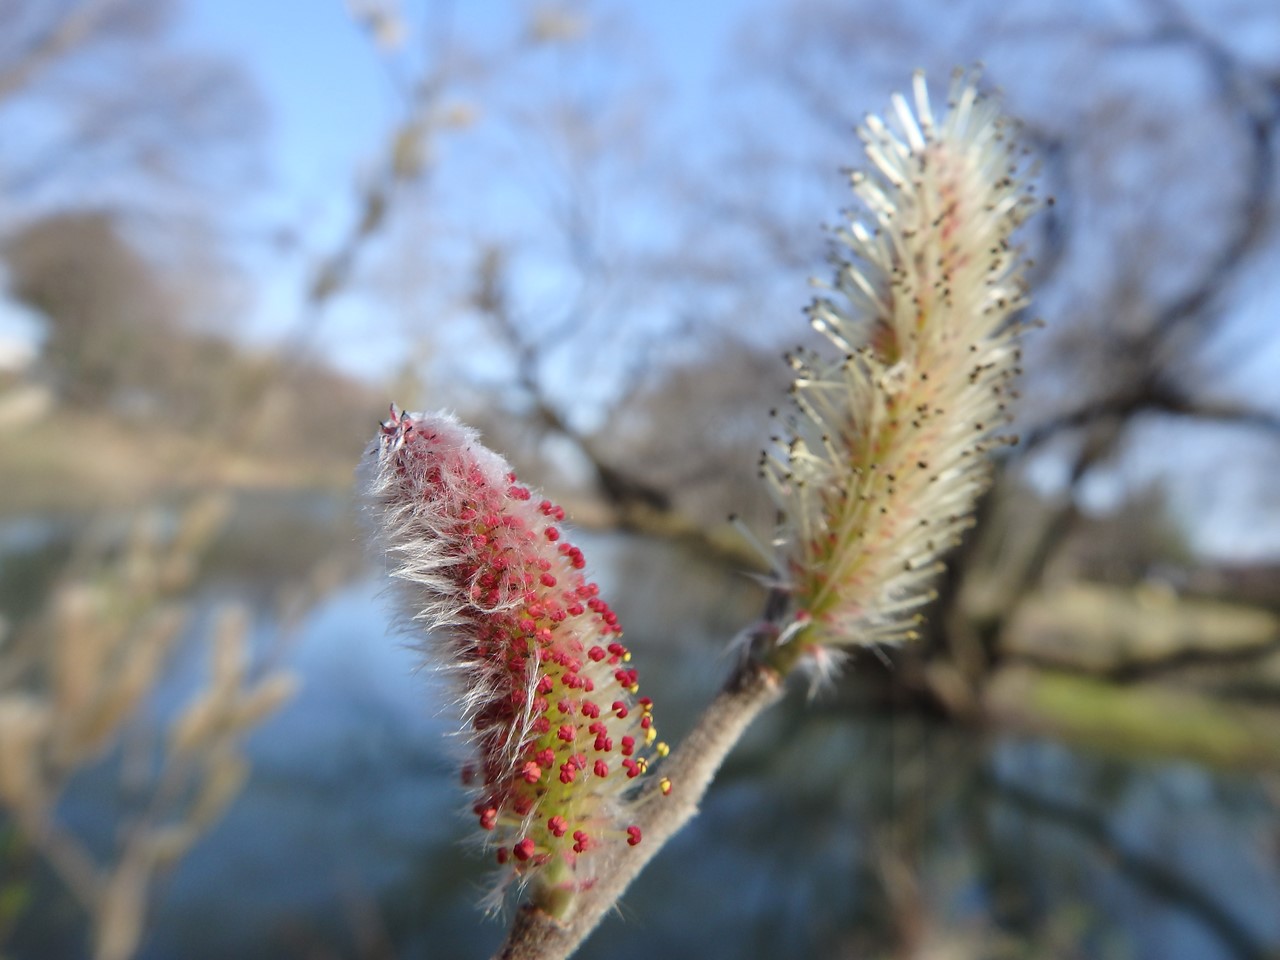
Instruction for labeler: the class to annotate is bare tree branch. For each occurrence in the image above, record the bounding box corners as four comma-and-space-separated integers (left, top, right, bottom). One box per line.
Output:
1021, 381, 1280, 452
0, 0, 109, 105
987, 772, 1274, 960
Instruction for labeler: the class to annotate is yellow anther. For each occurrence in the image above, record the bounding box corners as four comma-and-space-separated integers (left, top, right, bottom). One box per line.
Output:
656, 741, 669, 757
644, 726, 656, 746
659, 777, 671, 795
623, 652, 631, 662
628, 684, 639, 694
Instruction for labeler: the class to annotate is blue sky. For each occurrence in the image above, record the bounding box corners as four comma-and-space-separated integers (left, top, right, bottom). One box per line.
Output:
165, 1, 756, 377
181, 1, 735, 205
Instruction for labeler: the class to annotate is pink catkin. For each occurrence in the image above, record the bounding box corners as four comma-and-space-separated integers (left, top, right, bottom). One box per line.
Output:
365, 407, 661, 898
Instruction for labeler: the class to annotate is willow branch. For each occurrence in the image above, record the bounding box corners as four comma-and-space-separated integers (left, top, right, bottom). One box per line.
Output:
14, 804, 104, 913
492, 658, 784, 960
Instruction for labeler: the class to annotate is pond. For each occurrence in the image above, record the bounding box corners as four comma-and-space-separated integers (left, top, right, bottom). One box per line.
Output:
2, 495, 1277, 959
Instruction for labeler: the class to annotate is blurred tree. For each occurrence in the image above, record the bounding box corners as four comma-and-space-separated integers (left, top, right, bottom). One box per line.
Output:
4, 211, 179, 409
0, 0, 271, 430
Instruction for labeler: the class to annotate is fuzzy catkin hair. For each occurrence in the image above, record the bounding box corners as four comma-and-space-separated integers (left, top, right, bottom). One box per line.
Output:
364, 407, 666, 915
763, 70, 1039, 670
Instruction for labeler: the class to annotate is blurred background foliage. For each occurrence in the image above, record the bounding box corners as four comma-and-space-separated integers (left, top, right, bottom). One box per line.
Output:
0, 1, 1278, 958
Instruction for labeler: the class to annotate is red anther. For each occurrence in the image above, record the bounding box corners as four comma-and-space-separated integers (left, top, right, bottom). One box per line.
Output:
540, 572, 557, 587
514, 838, 536, 861
640, 715, 652, 730
547, 815, 568, 838
557, 699, 573, 715
593, 760, 608, 777
622, 758, 640, 778
593, 734, 613, 752
581, 701, 600, 719
639, 697, 653, 708
536, 748, 555, 767
522, 762, 542, 784
557, 724, 575, 743
539, 499, 554, 515
545, 527, 560, 541
583, 678, 594, 692
612, 701, 628, 719
572, 830, 591, 853
607, 643, 627, 657
567, 603, 585, 616
479, 808, 498, 830
626, 825, 642, 846
531, 715, 551, 734
588, 646, 606, 662
559, 763, 577, 784
496, 848, 509, 864
513, 795, 534, 816
572, 753, 587, 768
536, 676, 555, 695
621, 736, 635, 756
